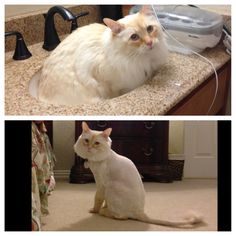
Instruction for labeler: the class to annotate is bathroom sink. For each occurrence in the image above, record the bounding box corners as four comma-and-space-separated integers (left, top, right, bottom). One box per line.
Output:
5, 41, 230, 115
29, 69, 42, 99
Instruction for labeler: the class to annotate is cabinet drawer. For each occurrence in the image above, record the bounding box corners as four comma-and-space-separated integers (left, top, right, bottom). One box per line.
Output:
83, 121, 168, 138
111, 138, 167, 165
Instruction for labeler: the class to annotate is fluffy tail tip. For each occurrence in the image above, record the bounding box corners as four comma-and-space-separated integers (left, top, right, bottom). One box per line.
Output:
184, 211, 204, 224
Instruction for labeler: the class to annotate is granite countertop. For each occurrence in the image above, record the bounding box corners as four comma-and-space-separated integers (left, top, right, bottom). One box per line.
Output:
5, 40, 230, 116
5, 4, 231, 116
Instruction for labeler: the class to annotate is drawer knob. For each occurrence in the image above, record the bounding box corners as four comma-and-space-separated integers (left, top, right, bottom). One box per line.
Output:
144, 122, 155, 130
142, 147, 154, 157
97, 121, 107, 128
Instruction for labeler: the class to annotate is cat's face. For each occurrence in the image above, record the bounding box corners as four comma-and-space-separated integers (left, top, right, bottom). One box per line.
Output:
103, 6, 164, 54
74, 122, 112, 162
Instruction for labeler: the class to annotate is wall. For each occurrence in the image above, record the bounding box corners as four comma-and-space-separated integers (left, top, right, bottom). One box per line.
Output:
53, 121, 75, 178
5, 5, 59, 18
169, 121, 184, 155
196, 5, 231, 15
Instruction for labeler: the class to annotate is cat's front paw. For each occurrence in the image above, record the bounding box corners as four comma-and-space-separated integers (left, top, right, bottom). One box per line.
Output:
84, 161, 89, 169
89, 208, 99, 214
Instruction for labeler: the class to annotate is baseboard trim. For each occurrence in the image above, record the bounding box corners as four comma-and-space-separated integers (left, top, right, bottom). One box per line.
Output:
169, 154, 185, 160
54, 170, 70, 180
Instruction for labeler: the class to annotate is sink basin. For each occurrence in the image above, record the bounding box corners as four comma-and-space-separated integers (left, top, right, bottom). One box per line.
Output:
29, 69, 41, 99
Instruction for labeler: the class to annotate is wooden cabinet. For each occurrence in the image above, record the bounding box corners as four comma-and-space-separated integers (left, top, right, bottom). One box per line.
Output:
70, 121, 174, 183
167, 58, 231, 115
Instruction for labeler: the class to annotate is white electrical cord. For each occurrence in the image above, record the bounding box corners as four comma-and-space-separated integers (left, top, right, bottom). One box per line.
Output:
151, 5, 219, 115
222, 28, 231, 55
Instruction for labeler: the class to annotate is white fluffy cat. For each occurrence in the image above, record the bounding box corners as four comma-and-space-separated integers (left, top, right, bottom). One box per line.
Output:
74, 122, 204, 228
33, 6, 168, 105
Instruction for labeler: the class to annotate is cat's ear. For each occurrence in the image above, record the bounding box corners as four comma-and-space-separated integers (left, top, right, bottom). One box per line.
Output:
101, 128, 112, 139
82, 122, 90, 133
139, 5, 154, 16
103, 18, 124, 34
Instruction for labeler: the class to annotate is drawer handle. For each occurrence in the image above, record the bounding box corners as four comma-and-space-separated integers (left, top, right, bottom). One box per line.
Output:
144, 122, 155, 130
97, 121, 107, 128
142, 147, 154, 157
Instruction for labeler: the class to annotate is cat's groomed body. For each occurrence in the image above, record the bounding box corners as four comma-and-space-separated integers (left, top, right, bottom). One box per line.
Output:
74, 122, 204, 228
35, 6, 168, 105
85, 151, 145, 219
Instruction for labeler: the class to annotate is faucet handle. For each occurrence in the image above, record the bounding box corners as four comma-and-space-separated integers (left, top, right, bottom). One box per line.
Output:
5, 31, 32, 60
70, 11, 89, 32
43, 6, 89, 51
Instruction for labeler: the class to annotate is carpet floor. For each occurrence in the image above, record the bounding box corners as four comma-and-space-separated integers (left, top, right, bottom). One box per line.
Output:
42, 179, 217, 231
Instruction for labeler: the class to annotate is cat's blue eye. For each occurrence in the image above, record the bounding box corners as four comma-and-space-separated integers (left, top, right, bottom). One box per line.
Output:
130, 34, 139, 41
147, 25, 154, 33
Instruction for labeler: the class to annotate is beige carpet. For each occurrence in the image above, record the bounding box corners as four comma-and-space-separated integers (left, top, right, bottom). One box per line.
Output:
42, 179, 217, 231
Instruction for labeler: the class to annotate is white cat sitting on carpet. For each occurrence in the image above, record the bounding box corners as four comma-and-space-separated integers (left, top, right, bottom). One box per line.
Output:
31, 6, 168, 105
73, 122, 204, 228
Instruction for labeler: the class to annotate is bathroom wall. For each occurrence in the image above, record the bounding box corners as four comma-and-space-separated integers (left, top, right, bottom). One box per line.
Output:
196, 5, 231, 15
5, 5, 61, 18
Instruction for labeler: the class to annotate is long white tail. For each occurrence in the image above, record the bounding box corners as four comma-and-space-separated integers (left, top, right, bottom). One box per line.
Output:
135, 211, 204, 228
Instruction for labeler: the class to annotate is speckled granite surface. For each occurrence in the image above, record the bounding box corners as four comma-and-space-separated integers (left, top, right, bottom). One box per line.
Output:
5, 5, 231, 116
5, 40, 230, 116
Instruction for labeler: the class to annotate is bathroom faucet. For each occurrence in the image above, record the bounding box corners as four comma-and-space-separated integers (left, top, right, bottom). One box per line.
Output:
43, 5, 89, 51
70, 11, 90, 32
5, 31, 32, 60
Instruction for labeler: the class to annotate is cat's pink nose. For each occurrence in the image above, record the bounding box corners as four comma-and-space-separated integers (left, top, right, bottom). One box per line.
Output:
146, 40, 153, 49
